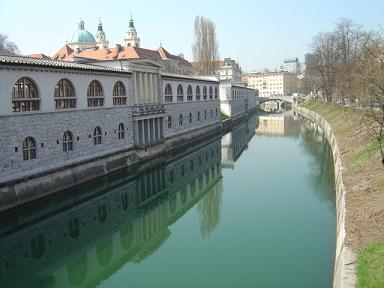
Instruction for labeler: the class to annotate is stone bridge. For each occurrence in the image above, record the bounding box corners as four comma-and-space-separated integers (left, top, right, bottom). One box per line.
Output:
258, 96, 294, 104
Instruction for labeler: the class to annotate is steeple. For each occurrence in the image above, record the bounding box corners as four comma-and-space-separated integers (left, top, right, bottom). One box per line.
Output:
95, 18, 109, 49
78, 20, 85, 30
124, 14, 140, 47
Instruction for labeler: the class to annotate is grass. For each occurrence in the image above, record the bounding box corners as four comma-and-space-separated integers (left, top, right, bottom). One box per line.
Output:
349, 138, 384, 169
357, 241, 384, 288
221, 112, 229, 120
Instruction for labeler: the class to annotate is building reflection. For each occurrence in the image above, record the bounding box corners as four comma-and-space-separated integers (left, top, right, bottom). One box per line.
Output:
0, 137, 223, 288
221, 114, 259, 168
255, 111, 301, 137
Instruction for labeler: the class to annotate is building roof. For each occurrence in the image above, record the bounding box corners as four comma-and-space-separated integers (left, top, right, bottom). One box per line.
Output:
0, 54, 132, 74
162, 72, 219, 84
53, 44, 192, 67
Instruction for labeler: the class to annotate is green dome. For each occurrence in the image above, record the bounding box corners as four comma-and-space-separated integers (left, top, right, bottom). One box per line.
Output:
70, 21, 96, 44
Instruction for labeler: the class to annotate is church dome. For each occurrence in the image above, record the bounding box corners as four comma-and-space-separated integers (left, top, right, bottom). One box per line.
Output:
69, 21, 96, 44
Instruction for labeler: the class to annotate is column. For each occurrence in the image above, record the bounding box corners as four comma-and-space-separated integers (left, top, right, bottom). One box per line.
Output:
159, 117, 164, 139
144, 119, 149, 144
143, 73, 148, 104
149, 118, 154, 144
152, 74, 158, 103
135, 73, 140, 104
138, 72, 143, 104
149, 74, 154, 103
154, 117, 159, 142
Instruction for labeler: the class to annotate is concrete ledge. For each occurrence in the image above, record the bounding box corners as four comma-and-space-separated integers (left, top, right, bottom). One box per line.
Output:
296, 106, 356, 288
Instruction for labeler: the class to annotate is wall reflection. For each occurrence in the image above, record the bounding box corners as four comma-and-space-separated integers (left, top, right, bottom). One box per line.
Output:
0, 137, 224, 288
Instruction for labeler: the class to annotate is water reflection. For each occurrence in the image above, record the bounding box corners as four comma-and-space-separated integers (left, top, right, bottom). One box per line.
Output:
0, 137, 223, 288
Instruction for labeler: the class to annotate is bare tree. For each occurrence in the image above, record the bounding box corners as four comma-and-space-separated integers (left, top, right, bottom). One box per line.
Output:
0, 33, 20, 55
192, 15, 219, 75
353, 29, 384, 166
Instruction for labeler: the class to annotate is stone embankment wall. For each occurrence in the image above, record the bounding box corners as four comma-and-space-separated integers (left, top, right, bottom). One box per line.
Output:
296, 106, 356, 288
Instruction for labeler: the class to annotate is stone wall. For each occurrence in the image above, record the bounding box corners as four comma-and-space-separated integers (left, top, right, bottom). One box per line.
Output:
296, 106, 356, 288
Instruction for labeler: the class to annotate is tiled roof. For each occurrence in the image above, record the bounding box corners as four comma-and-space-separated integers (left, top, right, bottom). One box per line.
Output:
52, 44, 192, 67
162, 72, 219, 83
0, 54, 132, 74
27, 53, 50, 59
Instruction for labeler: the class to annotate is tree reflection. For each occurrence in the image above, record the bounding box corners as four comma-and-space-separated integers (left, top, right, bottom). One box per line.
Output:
299, 121, 336, 208
197, 179, 223, 238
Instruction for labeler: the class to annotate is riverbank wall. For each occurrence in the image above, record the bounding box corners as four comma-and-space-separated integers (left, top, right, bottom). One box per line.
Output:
295, 106, 356, 288
0, 109, 257, 213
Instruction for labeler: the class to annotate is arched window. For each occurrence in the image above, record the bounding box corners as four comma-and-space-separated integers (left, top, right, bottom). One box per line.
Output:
22, 137, 36, 161
189, 112, 192, 123
195, 86, 201, 101
204, 110, 207, 120
197, 111, 201, 121
55, 78, 76, 109
63, 131, 73, 152
177, 85, 184, 102
167, 116, 172, 128
203, 86, 207, 100
12, 77, 40, 112
113, 81, 127, 105
87, 80, 104, 107
164, 84, 173, 103
118, 123, 125, 139
179, 114, 183, 126
214, 87, 218, 99
93, 127, 102, 145
209, 86, 213, 99
187, 85, 193, 101
210, 109, 213, 118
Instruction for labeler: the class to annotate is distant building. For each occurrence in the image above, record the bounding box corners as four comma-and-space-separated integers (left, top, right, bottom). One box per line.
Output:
192, 57, 242, 82
304, 53, 319, 74
282, 58, 301, 74
241, 74, 249, 85
247, 71, 297, 97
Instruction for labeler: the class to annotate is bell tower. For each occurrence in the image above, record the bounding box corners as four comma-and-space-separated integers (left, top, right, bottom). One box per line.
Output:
124, 15, 140, 47
95, 18, 109, 49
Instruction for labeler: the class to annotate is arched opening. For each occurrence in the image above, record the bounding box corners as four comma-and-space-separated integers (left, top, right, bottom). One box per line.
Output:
93, 127, 102, 145
12, 77, 40, 112
22, 137, 36, 160
187, 85, 193, 101
164, 84, 173, 102
55, 78, 76, 109
177, 84, 184, 102
195, 86, 201, 101
63, 131, 73, 152
87, 80, 104, 107
113, 81, 127, 105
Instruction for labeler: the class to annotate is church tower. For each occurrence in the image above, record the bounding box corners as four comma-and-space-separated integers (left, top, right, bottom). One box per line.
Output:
124, 15, 140, 47
95, 18, 109, 49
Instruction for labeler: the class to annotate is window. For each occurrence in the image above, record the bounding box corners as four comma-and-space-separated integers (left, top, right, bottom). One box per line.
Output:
204, 110, 207, 120
93, 127, 102, 145
87, 80, 104, 107
118, 123, 125, 139
167, 116, 172, 128
12, 77, 40, 112
209, 86, 213, 99
197, 111, 200, 121
63, 131, 73, 152
214, 87, 218, 99
113, 81, 127, 105
55, 78, 76, 109
203, 86, 207, 100
216, 108, 218, 117
189, 112, 192, 123
187, 85, 193, 101
165, 84, 173, 102
195, 86, 201, 101
22, 137, 36, 160
177, 84, 184, 102
179, 114, 183, 126
210, 109, 213, 118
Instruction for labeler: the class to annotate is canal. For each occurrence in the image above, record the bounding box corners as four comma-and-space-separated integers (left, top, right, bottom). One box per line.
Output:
0, 111, 336, 288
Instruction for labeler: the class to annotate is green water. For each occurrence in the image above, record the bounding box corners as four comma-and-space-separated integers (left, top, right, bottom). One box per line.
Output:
0, 111, 335, 288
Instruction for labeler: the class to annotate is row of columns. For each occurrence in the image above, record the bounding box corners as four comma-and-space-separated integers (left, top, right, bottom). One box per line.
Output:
137, 117, 164, 146
135, 72, 159, 104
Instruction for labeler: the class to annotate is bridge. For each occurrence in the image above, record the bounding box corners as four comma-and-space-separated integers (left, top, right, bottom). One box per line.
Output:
258, 96, 294, 104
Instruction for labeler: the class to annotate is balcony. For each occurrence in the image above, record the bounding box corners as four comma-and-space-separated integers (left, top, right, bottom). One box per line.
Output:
132, 104, 165, 116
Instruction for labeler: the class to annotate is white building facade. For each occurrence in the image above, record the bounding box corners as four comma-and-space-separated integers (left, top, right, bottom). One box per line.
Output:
247, 71, 297, 97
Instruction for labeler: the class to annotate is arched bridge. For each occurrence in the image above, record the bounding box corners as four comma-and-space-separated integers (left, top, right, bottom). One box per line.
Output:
258, 96, 294, 104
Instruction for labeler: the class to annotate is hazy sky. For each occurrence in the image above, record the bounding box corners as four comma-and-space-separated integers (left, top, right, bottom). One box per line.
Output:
0, 0, 382, 71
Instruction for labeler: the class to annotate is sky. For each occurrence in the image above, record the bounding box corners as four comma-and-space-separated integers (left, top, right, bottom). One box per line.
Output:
0, 0, 383, 72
